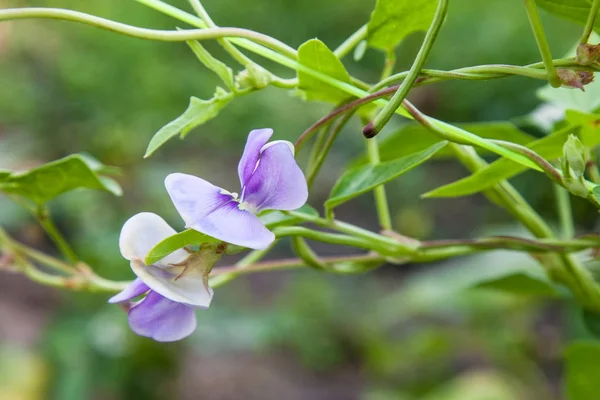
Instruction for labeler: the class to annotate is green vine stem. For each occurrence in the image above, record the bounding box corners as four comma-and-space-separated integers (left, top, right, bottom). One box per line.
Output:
365, 0, 448, 137
366, 138, 393, 230
0, 8, 297, 59
35, 206, 79, 264
554, 184, 575, 239
334, 24, 368, 59
523, 0, 562, 87
580, 0, 600, 44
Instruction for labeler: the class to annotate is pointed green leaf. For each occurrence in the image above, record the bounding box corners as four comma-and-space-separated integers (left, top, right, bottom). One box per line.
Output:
145, 229, 219, 266
473, 272, 560, 298
187, 40, 235, 91
0, 154, 121, 205
145, 89, 233, 157
425, 110, 600, 198
297, 39, 352, 103
326, 141, 446, 213
565, 341, 600, 400
352, 122, 535, 167
367, 0, 437, 51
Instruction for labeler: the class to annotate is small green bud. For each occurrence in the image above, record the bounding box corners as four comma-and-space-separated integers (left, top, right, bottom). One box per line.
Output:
353, 40, 367, 62
577, 43, 600, 65
563, 134, 587, 179
235, 63, 272, 90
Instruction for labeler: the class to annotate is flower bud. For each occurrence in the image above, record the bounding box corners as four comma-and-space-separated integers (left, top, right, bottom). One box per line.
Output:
563, 134, 587, 179
235, 63, 272, 90
557, 69, 595, 91
577, 43, 600, 65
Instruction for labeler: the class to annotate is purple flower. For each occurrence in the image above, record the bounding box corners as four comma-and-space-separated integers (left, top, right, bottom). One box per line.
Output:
109, 212, 214, 342
165, 128, 308, 250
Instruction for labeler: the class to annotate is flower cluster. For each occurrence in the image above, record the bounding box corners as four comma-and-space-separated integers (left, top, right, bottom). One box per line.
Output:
110, 129, 308, 342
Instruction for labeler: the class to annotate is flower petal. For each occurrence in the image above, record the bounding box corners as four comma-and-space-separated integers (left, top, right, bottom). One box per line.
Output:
237, 128, 273, 188
119, 212, 188, 268
186, 201, 275, 249
108, 278, 149, 304
165, 173, 232, 226
242, 141, 308, 211
128, 291, 197, 342
130, 259, 214, 308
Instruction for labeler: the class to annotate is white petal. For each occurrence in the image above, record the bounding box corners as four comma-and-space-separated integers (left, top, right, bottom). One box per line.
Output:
119, 212, 188, 267
130, 259, 214, 308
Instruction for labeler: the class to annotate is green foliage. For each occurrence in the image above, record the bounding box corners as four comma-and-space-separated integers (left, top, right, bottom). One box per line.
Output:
326, 142, 446, 213
186, 40, 235, 92
353, 122, 535, 166
0, 154, 121, 205
581, 310, 600, 337
536, 0, 600, 32
144, 229, 218, 265
563, 134, 587, 178
367, 0, 437, 51
473, 272, 560, 298
297, 39, 352, 103
564, 341, 600, 400
259, 204, 319, 229
424, 110, 600, 198
144, 89, 233, 157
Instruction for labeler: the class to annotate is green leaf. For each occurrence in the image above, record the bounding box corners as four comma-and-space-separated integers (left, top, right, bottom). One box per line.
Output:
565, 341, 600, 400
352, 122, 535, 167
473, 272, 560, 298
536, 0, 600, 31
259, 204, 319, 229
187, 40, 235, 91
144, 229, 218, 266
297, 39, 352, 103
581, 310, 600, 338
424, 110, 600, 198
144, 89, 233, 157
0, 171, 10, 181
326, 141, 446, 213
0, 154, 121, 205
367, 0, 437, 51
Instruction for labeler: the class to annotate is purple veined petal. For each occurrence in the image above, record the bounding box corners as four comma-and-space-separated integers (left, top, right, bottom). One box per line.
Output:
128, 291, 197, 342
108, 278, 150, 304
130, 259, 214, 308
187, 201, 275, 250
241, 141, 308, 212
237, 128, 273, 188
119, 213, 188, 268
165, 173, 233, 227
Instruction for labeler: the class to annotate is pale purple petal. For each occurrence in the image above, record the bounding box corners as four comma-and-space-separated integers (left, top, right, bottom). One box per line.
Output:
165, 173, 232, 227
187, 201, 275, 249
119, 213, 188, 268
242, 141, 308, 212
128, 291, 197, 342
130, 259, 214, 308
108, 278, 149, 304
237, 128, 273, 188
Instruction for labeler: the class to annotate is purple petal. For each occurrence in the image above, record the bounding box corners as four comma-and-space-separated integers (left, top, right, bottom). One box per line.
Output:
128, 291, 197, 342
165, 173, 232, 226
108, 278, 150, 304
242, 141, 308, 212
237, 128, 273, 188
187, 201, 275, 250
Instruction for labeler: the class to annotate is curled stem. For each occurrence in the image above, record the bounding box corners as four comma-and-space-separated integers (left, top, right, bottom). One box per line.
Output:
580, 0, 600, 44
523, 0, 561, 87
365, 0, 448, 137
0, 8, 297, 59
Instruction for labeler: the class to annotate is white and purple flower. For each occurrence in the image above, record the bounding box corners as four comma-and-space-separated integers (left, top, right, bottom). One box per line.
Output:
109, 212, 214, 342
165, 128, 308, 250
111, 129, 307, 342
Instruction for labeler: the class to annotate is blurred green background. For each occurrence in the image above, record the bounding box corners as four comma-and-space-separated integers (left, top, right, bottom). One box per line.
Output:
1, 0, 598, 399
